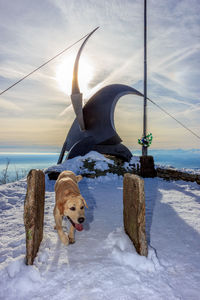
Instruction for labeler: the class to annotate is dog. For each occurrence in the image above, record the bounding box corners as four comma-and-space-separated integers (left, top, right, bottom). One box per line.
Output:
54, 170, 88, 245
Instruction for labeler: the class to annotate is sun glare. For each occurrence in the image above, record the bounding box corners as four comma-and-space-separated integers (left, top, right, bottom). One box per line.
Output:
55, 54, 93, 96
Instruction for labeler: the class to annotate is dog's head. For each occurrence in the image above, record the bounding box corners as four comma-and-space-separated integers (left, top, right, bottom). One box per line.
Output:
59, 193, 88, 231
56, 171, 82, 184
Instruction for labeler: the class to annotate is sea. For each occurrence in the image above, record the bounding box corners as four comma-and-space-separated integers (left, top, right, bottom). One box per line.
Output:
0, 153, 59, 184
0, 149, 200, 184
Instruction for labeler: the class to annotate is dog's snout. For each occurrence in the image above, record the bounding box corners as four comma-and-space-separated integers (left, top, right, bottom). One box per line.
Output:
78, 217, 85, 224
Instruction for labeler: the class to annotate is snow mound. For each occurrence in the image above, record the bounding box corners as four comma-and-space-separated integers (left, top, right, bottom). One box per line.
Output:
46, 151, 140, 177
105, 227, 161, 272
81, 151, 115, 164
46, 151, 115, 173
46, 154, 84, 174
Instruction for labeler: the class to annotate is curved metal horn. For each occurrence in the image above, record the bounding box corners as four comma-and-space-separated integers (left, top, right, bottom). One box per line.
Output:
64, 84, 143, 162
71, 27, 99, 131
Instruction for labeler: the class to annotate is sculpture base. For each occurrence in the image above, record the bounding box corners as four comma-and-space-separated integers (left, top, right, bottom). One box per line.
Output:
140, 155, 156, 178
66, 139, 133, 162
93, 144, 132, 162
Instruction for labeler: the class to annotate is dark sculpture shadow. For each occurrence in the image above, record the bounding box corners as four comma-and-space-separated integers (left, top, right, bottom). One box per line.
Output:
144, 178, 159, 244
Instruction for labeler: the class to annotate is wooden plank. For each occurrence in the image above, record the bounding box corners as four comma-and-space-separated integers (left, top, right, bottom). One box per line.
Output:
24, 169, 45, 265
123, 173, 148, 256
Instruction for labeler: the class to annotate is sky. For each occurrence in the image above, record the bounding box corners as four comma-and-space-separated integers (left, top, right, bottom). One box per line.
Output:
0, 0, 200, 153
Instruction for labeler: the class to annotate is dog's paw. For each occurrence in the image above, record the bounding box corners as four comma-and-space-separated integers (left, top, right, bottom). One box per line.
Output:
69, 237, 75, 244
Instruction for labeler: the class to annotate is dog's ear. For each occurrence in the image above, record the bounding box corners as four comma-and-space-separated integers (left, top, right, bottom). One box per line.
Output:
82, 197, 88, 208
76, 175, 82, 182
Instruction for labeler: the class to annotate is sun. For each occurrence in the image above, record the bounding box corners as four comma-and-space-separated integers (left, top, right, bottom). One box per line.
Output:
55, 53, 94, 96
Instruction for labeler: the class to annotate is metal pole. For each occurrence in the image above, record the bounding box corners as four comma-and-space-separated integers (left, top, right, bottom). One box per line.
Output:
142, 0, 148, 156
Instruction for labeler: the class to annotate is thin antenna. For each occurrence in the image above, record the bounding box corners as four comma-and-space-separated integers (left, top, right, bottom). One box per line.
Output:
142, 0, 148, 156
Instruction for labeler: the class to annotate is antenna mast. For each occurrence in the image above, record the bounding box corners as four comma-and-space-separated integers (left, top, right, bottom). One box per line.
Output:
142, 0, 148, 156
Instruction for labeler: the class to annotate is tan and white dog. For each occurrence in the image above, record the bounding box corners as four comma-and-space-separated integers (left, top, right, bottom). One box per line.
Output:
54, 170, 88, 245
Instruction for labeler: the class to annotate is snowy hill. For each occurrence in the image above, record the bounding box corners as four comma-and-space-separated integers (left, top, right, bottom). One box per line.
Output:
0, 152, 200, 300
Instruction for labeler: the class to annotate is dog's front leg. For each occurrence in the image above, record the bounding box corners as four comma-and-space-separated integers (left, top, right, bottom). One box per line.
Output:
69, 225, 75, 244
54, 206, 69, 245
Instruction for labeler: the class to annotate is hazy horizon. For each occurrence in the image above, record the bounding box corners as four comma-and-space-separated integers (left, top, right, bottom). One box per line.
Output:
0, 147, 200, 154
0, 146, 200, 155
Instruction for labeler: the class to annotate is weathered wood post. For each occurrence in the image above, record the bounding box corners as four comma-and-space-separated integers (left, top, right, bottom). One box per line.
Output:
24, 169, 45, 265
123, 173, 148, 256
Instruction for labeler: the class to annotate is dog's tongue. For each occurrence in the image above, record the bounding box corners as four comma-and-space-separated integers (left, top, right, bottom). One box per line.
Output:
75, 223, 83, 231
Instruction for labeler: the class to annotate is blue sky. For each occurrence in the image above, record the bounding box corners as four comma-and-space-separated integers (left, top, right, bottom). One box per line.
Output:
0, 0, 199, 152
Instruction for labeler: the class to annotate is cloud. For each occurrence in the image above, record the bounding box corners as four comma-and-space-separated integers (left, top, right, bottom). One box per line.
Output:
0, 98, 23, 113
0, 0, 199, 150
59, 104, 74, 117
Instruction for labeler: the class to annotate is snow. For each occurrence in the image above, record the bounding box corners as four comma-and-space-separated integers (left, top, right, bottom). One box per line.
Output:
46, 151, 140, 174
0, 152, 200, 300
155, 163, 200, 175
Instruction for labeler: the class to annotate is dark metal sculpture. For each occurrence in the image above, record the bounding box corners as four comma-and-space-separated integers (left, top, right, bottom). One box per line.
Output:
58, 28, 143, 164
71, 27, 99, 131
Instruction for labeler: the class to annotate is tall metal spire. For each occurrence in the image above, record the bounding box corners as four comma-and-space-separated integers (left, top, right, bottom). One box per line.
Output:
71, 27, 99, 131
142, 0, 148, 156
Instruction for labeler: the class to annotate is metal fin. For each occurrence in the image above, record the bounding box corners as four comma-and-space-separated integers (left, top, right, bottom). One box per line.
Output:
71, 27, 99, 131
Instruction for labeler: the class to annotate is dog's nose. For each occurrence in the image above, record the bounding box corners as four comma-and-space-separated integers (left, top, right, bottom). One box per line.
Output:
78, 217, 85, 224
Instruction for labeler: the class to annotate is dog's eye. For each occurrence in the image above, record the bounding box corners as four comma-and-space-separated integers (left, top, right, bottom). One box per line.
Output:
70, 207, 76, 211
80, 206, 84, 210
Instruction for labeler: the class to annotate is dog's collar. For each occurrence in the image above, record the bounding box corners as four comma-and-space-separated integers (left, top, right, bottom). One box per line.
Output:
67, 216, 75, 227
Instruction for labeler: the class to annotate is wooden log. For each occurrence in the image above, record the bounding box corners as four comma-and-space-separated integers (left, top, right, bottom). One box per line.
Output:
123, 173, 148, 256
24, 169, 45, 265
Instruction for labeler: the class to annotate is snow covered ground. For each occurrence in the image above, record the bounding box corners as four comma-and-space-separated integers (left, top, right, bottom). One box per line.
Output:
0, 152, 200, 300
